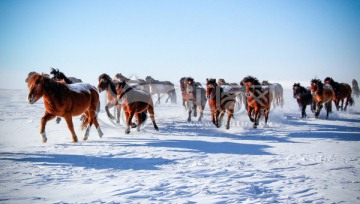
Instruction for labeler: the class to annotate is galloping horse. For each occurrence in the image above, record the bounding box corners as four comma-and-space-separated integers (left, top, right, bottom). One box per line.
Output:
98, 74, 122, 124
27, 73, 103, 143
324, 77, 353, 111
310, 79, 334, 119
262, 80, 284, 108
116, 80, 159, 134
114, 73, 150, 93
145, 76, 176, 104
293, 83, 314, 118
206, 78, 236, 129
242, 76, 273, 128
353, 79, 360, 98
180, 77, 207, 122
50, 68, 82, 84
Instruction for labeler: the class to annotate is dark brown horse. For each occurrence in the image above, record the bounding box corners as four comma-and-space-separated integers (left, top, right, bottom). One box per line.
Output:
50, 68, 82, 84
293, 83, 314, 118
116, 80, 159, 134
241, 76, 273, 128
324, 77, 353, 111
180, 77, 207, 122
353, 79, 360, 98
311, 79, 334, 119
98, 73, 122, 124
27, 73, 103, 143
206, 78, 236, 129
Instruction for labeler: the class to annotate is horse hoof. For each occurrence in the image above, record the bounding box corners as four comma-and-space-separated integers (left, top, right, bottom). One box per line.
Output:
187, 118, 191, 122
131, 124, 137, 128
198, 118, 202, 122
253, 124, 257, 129
42, 137, 47, 143
72, 139, 78, 143
125, 130, 130, 134
83, 136, 88, 141
225, 125, 230, 130
154, 125, 159, 131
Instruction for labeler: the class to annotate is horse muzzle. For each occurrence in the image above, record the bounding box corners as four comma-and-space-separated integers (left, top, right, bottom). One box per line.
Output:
27, 94, 37, 104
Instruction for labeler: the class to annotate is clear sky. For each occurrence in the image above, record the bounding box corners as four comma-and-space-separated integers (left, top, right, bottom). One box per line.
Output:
1, 0, 359, 89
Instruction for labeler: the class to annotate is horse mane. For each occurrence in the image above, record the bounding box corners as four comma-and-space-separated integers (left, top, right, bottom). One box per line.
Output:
311, 78, 324, 94
206, 78, 217, 85
324, 77, 340, 89
293, 83, 307, 93
242, 76, 261, 86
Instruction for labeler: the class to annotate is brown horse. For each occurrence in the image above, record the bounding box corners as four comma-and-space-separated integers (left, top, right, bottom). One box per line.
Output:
353, 79, 360, 98
98, 73, 122, 124
180, 77, 207, 122
241, 76, 273, 128
206, 78, 236, 129
310, 79, 334, 119
293, 83, 314, 118
27, 73, 103, 143
324, 77, 353, 111
116, 80, 159, 134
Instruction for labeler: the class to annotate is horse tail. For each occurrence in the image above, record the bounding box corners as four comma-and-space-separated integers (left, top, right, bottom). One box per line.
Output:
349, 95, 355, 106
170, 89, 177, 104
96, 99, 101, 117
81, 115, 89, 131
140, 110, 148, 125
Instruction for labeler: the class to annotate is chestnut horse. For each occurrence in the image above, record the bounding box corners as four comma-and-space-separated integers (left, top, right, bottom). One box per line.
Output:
181, 77, 207, 122
27, 73, 103, 143
353, 79, 360, 98
116, 80, 159, 134
206, 78, 236, 129
241, 76, 273, 128
324, 77, 354, 111
293, 83, 314, 118
98, 74, 122, 123
310, 79, 334, 119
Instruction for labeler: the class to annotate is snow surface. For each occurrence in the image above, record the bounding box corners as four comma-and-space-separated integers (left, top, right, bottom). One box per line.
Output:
0, 88, 359, 203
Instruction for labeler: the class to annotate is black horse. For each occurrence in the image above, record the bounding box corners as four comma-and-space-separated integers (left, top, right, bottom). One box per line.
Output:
293, 83, 314, 118
50, 68, 82, 84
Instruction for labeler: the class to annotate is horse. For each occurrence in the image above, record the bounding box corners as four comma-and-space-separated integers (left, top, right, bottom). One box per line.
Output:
145, 76, 176, 104
181, 77, 207, 122
293, 83, 314, 118
218, 78, 244, 111
205, 78, 236, 129
114, 73, 150, 93
262, 80, 284, 108
98, 73, 123, 124
324, 77, 353, 111
353, 79, 360, 98
27, 73, 103, 143
310, 79, 334, 119
50, 68, 82, 84
241, 76, 273, 128
116, 80, 159, 134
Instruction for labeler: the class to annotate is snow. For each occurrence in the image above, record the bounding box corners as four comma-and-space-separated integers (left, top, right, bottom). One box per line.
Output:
0, 88, 359, 203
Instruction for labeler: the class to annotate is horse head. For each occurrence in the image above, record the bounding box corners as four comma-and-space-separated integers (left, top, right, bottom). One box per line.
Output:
115, 80, 127, 101
293, 83, 302, 98
217, 79, 226, 86
115, 73, 128, 82
206, 78, 217, 99
262, 80, 271, 86
98, 73, 113, 93
145, 76, 155, 84
353, 79, 358, 87
185, 77, 195, 94
27, 73, 45, 104
310, 79, 322, 95
324, 77, 334, 85
180, 77, 186, 91
241, 76, 261, 97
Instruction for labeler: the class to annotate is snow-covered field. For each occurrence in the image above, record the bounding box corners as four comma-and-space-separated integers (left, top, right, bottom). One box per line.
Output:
0, 88, 359, 203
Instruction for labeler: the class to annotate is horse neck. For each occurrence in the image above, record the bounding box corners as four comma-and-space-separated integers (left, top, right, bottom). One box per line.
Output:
105, 80, 117, 96
317, 83, 324, 95
42, 78, 67, 102
119, 84, 133, 99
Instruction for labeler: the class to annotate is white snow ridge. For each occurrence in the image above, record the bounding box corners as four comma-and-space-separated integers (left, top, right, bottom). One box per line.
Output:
0, 89, 359, 203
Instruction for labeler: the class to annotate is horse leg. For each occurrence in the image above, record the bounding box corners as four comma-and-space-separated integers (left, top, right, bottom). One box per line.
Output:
253, 109, 259, 128
248, 107, 254, 122
116, 104, 121, 124
92, 115, 103, 138
125, 112, 135, 134
135, 113, 142, 131
218, 111, 225, 128
148, 106, 159, 131
225, 110, 233, 130
187, 100, 192, 122
264, 107, 270, 127
215, 110, 221, 128
105, 103, 115, 120
63, 114, 78, 143
157, 94, 161, 104
301, 105, 307, 118
40, 112, 56, 143
198, 105, 204, 121
326, 101, 332, 119
341, 99, 346, 111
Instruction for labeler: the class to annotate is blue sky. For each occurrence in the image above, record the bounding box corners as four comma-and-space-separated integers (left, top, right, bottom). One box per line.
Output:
1, 0, 359, 89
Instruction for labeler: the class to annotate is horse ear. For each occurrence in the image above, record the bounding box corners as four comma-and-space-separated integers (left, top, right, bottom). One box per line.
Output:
206, 78, 208, 82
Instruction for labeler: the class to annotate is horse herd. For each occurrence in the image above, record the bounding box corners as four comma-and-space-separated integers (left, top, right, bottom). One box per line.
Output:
25, 69, 360, 143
